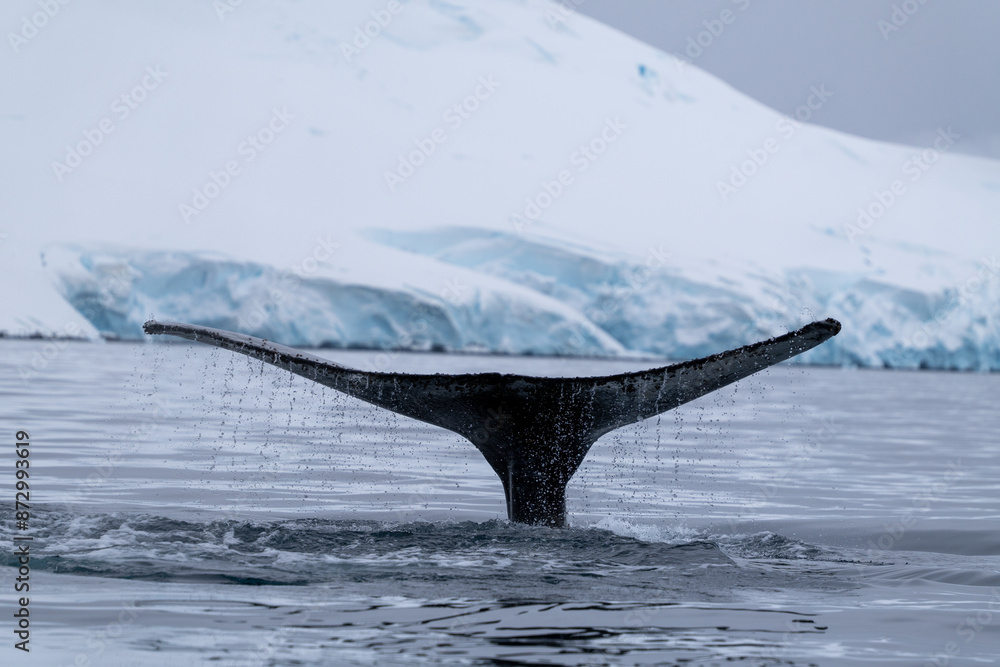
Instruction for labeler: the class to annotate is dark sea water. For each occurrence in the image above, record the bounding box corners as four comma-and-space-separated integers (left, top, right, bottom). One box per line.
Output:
1, 340, 998, 665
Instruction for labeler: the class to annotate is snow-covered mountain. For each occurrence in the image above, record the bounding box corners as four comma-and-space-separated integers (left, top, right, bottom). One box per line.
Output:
2, 0, 998, 368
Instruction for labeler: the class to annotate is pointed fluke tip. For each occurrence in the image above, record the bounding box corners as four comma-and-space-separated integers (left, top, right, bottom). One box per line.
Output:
814, 318, 842, 336
790, 318, 841, 345
143, 319, 200, 342
143, 319, 180, 336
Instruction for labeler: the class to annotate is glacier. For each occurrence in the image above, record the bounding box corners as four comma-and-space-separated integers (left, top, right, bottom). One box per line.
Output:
2, 0, 999, 369
48, 229, 1000, 370
47, 244, 625, 357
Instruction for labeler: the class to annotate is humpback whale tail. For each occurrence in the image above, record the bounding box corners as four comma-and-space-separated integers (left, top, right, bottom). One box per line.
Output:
144, 318, 841, 527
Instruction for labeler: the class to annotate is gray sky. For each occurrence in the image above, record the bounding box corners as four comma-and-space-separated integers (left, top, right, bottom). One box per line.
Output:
575, 0, 1000, 160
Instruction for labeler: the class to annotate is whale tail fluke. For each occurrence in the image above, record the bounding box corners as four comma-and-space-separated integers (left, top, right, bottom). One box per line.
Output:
143, 318, 840, 526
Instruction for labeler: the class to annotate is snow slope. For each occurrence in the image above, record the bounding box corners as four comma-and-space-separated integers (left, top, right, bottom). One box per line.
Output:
2, 0, 998, 367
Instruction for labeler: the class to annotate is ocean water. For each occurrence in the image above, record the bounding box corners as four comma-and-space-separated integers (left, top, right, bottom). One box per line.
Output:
1, 340, 998, 666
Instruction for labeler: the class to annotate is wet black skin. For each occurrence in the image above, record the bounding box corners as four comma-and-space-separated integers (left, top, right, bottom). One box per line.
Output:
144, 318, 841, 527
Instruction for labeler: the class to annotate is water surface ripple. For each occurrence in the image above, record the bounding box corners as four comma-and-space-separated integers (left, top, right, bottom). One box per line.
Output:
1, 341, 998, 665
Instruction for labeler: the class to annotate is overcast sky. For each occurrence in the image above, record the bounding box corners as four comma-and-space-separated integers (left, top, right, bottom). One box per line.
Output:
575, 0, 1000, 160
